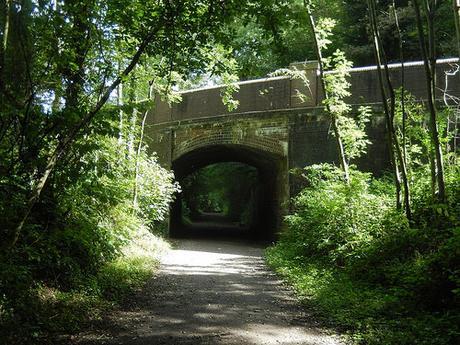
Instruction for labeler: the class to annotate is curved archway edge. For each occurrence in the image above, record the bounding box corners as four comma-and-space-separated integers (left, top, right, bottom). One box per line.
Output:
170, 144, 289, 241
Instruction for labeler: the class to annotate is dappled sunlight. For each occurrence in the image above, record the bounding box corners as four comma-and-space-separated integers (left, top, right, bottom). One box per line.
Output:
75, 239, 343, 344
239, 323, 341, 345
162, 248, 266, 276
122, 225, 170, 260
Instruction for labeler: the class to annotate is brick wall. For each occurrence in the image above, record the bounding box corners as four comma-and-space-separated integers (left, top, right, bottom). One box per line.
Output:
149, 58, 460, 124
170, 114, 290, 160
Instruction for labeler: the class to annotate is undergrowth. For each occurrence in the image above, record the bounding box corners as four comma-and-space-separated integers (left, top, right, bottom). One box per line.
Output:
0, 132, 177, 344
0, 226, 169, 345
266, 164, 460, 345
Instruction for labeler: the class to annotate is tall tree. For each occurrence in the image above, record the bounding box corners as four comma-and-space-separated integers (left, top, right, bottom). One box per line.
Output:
368, 0, 411, 218
412, 0, 446, 202
454, 0, 460, 56
391, 1, 407, 165
304, 0, 350, 183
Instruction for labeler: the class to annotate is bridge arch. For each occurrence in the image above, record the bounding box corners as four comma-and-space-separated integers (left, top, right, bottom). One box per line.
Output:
170, 144, 289, 241
172, 125, 288, 161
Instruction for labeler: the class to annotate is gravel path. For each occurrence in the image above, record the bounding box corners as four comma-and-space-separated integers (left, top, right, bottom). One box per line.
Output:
74, 239, 344, 345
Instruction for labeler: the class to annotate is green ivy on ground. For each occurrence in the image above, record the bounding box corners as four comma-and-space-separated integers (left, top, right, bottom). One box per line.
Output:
0, 226, 169, 345
266, 164, 460, 345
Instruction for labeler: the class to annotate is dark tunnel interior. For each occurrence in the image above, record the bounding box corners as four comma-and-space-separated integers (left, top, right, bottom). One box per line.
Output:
170, 145, 283, 242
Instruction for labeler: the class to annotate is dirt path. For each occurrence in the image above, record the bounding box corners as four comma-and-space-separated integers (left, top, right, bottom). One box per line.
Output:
74, 239, 344, 345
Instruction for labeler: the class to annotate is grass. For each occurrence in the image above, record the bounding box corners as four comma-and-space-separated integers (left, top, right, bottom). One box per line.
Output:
0, 226, 169, 345
265, 242, 459, 345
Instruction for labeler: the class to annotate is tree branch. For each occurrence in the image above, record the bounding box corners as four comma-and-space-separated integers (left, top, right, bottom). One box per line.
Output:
4, 27, 160, 250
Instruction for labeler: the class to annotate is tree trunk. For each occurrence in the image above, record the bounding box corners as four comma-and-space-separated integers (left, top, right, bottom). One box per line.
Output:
133, 82, 154, 210
0, 0, 11, 78
368, 0, 403, 210
1, 0, 11, 54
304, 0, 350, 184
117, 76, 124, 146
413, 0, 446, 202
377, 3, 411, 219
128, 72, 138, 157
63, 4, 90, 111
429, 150, 437, 199
454, 0, 460, 57
392, 2, 407, 165
392, 2, 412, 219
0, 0, 19, 107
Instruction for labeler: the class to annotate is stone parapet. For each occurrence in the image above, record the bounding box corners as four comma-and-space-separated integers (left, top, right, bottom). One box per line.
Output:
149, 58, 460, 126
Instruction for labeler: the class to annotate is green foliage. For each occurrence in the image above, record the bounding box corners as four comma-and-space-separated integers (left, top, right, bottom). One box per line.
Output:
269, 67, 310, 103
339, 106, 372, 162
134, 150, 179, 225
0, 109, 177, 343
228, 17, 280, 78
225, 0, 457, 80
204, 45, 241, 111
267, 246, 460, 345
226, 0, 317, 79
308, 12, 371, 167
315, 17, 337, 51
286, 164, 407, 266
0, 226, 167, 344
181, 162, 259, 226
324, 51, 372, 162
0, 0, 249, 242
1, 0, 242, 340
1, 1, 459, 344
323, 50, 353, 117
269, 163, 460, 344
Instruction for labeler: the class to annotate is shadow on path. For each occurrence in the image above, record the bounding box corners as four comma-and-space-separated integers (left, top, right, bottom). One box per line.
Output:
72, 239, 344, 345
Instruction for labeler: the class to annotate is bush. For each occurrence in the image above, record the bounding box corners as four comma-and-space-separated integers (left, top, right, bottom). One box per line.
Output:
0, 131, 178, 344
0, 226, 168, 345
268, 163, 460, 344
284, 164, 409, 267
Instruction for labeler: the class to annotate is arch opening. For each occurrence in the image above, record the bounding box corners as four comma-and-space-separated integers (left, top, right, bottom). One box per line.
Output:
170, 144, 287, 242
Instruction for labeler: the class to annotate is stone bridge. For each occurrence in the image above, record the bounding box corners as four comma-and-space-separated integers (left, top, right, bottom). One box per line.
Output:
146, 59, 460, 238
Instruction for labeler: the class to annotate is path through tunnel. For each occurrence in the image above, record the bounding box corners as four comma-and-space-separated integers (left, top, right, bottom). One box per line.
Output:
170, 145, 286, 242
